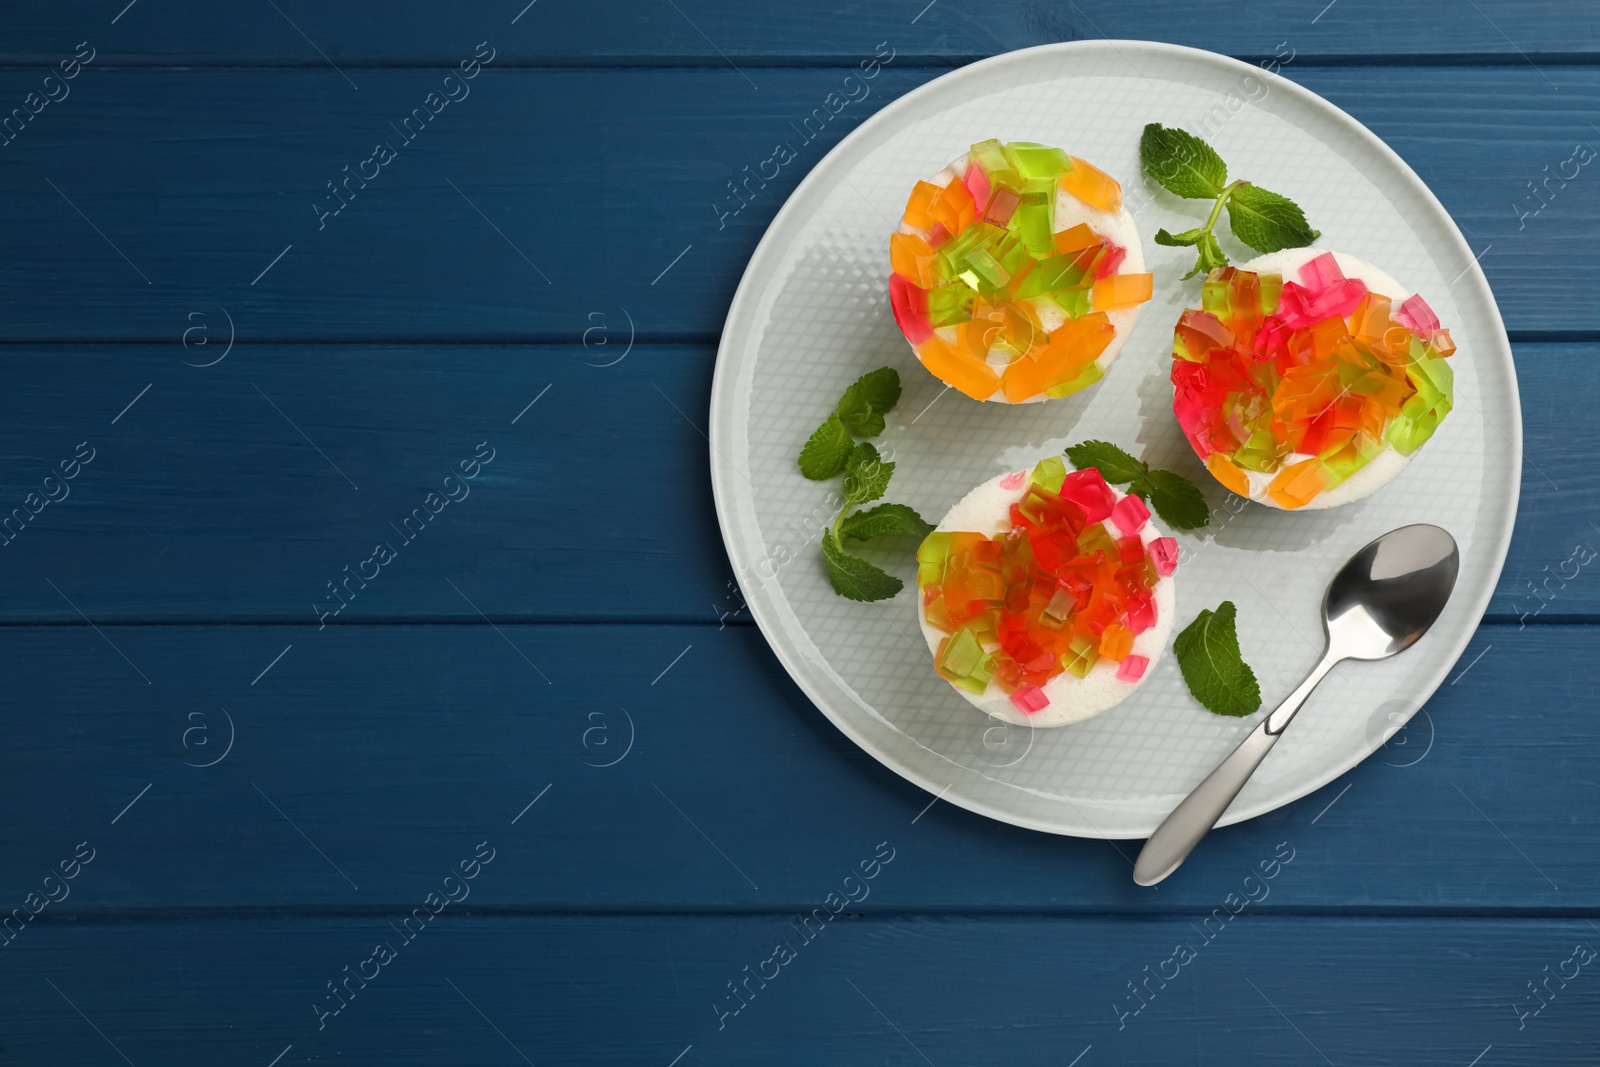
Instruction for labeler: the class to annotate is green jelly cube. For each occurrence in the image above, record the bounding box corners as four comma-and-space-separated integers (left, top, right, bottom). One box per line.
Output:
1050, 288, 1092, 321
927, 284, 976, 327
1009, 193, 1055, 258
1002, 141, 1070, 180
1030, 455, 1066, 494
963, 247, 1011, 295
968, 139, 1021, 193
1201, 273, 1231, 317
936, 221, 1002, 278
938, 627, 985, 677
1014, 254, 1086, 299
1078, 523, 1115, 558
1408, 355, 1453, 403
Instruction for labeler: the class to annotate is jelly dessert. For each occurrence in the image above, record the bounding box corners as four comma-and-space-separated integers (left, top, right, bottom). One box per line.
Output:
890, 139, 1152, 405
916, 459, 1178, 727
1171, 248, 1455, 510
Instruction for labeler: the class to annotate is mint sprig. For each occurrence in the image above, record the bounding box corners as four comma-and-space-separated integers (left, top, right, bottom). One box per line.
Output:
797, 368, 932, 602
1141, 123, 1320, 280
1173, 601, 1262, 717
1064, 440, 1209, 530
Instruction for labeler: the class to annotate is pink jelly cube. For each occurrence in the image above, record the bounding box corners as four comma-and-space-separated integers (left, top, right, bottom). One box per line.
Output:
1111, 494, 1150, 536
1058, 468, 1116, 523
1009, 685, 1050, 714
1395, 293, 1440, 335
1149, 536, 1179, 577
1298, 251, 1344, 292
1117, 654, 1149, 682
963, 162, 991, 218
999, 470, 1026, 490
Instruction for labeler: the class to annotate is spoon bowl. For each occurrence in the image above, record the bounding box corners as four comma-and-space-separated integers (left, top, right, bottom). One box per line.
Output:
1325, 523, 1460, 660
1133, 524, 1460, 886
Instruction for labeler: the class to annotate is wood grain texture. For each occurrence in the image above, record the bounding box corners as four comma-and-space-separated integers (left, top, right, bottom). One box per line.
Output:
0, 342, 1586, 622
3, 1, 1597, 63
0, 622, 1587, 912
0, 68, 1593, 341
2, 916, 1594, 1065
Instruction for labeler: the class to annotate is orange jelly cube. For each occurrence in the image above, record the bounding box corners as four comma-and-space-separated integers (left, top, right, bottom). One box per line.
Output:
1052, 222, 1101, 255
1090, 272, 1153, 312
999, 313, 1115, 403
1206, 453, 1251, 497
917, 334, 1000, 401
902, 180, 945, 230
1059, 156, 1123, 214
1097, 622, 1134, 662
889, 232, 937, 288
931, 180, 977, 234
1265, 457, 1327, 509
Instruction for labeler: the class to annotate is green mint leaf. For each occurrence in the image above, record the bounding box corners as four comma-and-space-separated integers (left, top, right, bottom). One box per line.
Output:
838, 502, 933, 543
1136, 468, 1211, 530
836, 390, 885, 438
1140, 123, 1228, 200
842, 367, 902, 418
1183, 232, 1230, 280
1173, 601, 1262, 717
843, 442, 894, 505
1064, 440, 1148, 485
798, 413, 853, 480
1226, 183, 1320, 254
820, 530, 903, 601
1154, 227, 1205, 248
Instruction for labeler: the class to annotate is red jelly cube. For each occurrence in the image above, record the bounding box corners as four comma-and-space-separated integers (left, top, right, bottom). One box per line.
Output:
1125, 591, 1157, 634
1149, 536, 1179, 577
1058, 468, 1115, 523
889, 273, 933, 344
1116, 654, 1148, 682
1009, 685, 1050, 714
1111, 494, 1150, 536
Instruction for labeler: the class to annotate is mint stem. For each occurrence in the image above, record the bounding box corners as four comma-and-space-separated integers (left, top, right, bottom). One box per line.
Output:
1198, 179, 1246, 244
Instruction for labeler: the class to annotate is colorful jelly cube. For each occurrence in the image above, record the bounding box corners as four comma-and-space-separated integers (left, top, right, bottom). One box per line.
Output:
890, 232, 938, 288
1110, 493, 1150, 536
1029, 455, 1067, 494
889, 274, 932, 344
1058, 156, 1122, 213
1097, 622, 1134, 662
1091, 272, 1153, 312
916, 334, 999, 400
1149, 536, 1179, 577
1116, 654, 1148, 682
1058, 468, 1116, 524
1009, 684, 1050, 714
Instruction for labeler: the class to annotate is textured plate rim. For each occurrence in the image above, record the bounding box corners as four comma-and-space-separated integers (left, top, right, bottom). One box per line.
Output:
708, 39, 1521, 838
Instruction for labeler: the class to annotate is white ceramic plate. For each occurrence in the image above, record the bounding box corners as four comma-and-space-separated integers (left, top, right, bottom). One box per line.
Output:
708, 41, 1519, 838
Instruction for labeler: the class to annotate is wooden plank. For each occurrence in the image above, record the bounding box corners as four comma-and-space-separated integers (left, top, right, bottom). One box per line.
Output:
0, 342, 1589, 622
1, 915, 1593, 1065
0, 621, 1588, 912
0, 68, 1593, 341
4, 1, 1597, 63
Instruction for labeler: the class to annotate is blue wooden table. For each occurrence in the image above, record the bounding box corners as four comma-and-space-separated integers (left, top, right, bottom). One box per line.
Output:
1, 3, 1595, 1064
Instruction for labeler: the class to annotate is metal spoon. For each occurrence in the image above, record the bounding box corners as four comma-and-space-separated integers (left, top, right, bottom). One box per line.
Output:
1133, 524, 1460, 887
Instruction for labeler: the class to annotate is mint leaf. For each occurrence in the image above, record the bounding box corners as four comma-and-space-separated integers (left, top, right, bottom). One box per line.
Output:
1173, 601, 1262, 717
843, 443, 894, 505
838, 502, 933, 543
842, 367, 902, 418
1140, 124, 1227, 200
798, 413, 853, 479
1135, 468, 1210, 531
821, 530, 903, 601
836, 390, 885, 437
1154, 227, 1205, 247
1226, 183, 1320, 254
1065, 440, 1148, 485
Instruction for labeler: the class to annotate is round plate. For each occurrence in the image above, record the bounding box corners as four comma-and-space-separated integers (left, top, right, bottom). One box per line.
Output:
708, 41, 1519, 838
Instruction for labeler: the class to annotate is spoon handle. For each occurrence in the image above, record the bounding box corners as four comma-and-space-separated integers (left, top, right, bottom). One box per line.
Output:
1133, 653, 1338, 886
